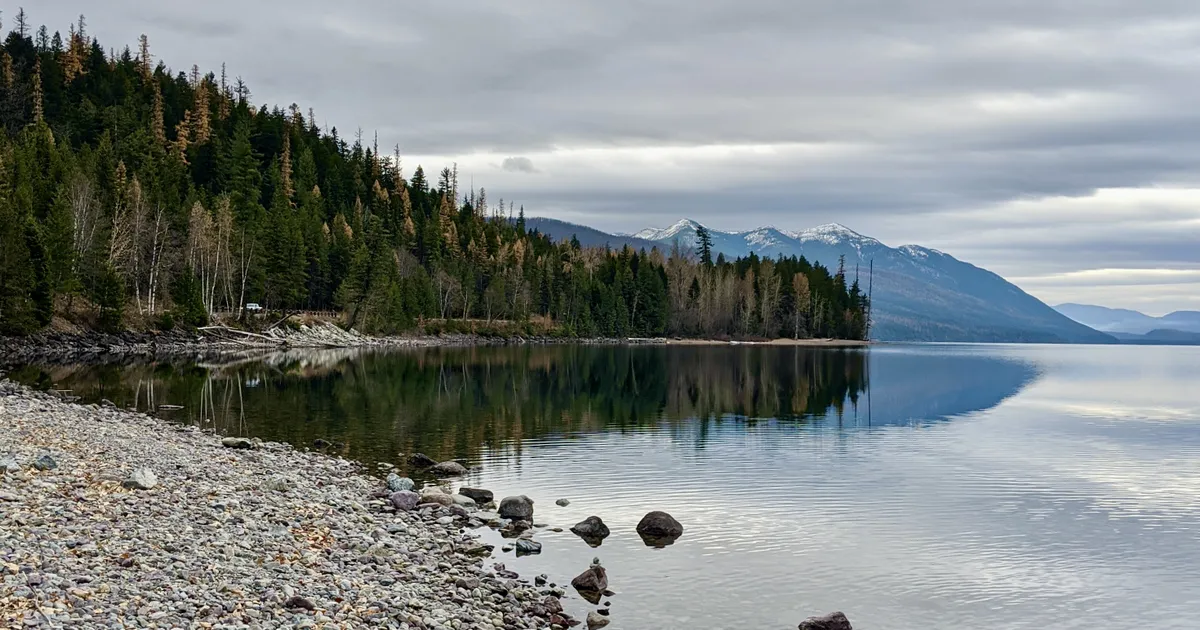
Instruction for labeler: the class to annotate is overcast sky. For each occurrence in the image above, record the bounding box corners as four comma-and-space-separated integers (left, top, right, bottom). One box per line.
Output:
34, 1, 1200, 314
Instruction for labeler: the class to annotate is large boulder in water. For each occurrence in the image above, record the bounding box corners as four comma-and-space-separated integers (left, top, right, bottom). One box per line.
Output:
586, 611, 610, 629
570, 564, 608, 594
570, 516, 611, 547
499, 495, 534, 520
798, 612, 853, 630
636, 511, 683, 546
458, 487, 493, 503
429, 461, 468, 477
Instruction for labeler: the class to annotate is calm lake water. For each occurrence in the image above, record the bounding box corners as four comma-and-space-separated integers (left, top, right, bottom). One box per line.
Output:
7, 343, 1200, 629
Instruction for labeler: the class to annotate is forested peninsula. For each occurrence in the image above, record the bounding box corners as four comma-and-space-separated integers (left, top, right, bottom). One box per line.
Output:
0, 12, 869, 342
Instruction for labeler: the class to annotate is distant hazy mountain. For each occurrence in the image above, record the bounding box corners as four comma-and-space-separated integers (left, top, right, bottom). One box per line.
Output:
526, 216, 1114, 343
1055, 303, 1200, 344
524, 218, 659, 251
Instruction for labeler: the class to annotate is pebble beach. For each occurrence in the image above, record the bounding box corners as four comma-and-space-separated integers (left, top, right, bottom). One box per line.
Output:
0, 380, 574, 629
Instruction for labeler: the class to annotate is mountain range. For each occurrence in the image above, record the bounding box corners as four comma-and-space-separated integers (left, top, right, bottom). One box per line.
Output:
1054, 304, 1200, 344
525, 217, 1114, 343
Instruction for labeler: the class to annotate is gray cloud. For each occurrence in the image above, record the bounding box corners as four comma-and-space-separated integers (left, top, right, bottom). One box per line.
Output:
28, 0, 1200, 312
500, 157, 538, 173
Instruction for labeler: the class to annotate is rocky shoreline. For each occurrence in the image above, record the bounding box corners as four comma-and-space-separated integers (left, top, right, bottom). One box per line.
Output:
0, 381, 580, 629
0, 330, 648, 368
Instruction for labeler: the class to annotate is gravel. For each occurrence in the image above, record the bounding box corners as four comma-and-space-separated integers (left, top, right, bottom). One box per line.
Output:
0, 380, 573, 629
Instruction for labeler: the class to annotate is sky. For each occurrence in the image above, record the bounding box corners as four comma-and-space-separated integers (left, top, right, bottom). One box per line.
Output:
33, 1, 1200, 315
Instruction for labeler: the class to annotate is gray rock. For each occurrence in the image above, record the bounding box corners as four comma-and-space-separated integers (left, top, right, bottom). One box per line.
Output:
418, 490, 454, 507
122, 468, 158, 490
0, 491, 19, 502
450, 493, 477, 509
262, 475, 292, 492
428, 461, 468, 477
798, 612, 853, 630
570, 516, 611, 547
33, 454, 57, 470
457, 487, 493, 503
587, 611, 611, 629
498, 495, 534, 521
455, 577, 479, 590
555, 498, 570, 506
407, 453, 438, 468
221, 437, 253, 449
283, 596, 316, 611
386, 473, 415, 492
515, 539, 542, 555
0, 456, 19, 474
389, 491, 420, 511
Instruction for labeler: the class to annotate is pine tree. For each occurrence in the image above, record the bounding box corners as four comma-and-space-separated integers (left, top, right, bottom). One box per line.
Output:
173, 110, 192, 162
31, 58, 43, 125
151, 83, 166, 146
280, 132, 293, 202
193, 75, 211, 144
137, 34, 152, 80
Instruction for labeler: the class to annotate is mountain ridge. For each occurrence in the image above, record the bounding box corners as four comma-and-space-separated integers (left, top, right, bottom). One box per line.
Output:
1054, 303, 1200, 335
527, 216, 1114, 344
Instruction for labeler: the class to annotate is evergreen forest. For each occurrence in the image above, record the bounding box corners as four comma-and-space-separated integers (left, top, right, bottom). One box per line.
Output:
0, 11, 869, 340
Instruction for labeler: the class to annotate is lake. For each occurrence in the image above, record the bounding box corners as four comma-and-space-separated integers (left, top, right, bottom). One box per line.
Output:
7, 343, 1200, 629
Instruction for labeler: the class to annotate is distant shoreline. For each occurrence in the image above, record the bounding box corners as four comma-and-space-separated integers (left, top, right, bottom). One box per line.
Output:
0, 329, 871, 367
636, 337, 870, 347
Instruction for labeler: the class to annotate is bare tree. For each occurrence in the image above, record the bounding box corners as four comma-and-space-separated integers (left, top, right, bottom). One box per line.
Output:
144, 203, 169, 315
758, 259, 781, 337
792, 273, 811, 339
434, 269, 460, 319
67, 174, 101, 279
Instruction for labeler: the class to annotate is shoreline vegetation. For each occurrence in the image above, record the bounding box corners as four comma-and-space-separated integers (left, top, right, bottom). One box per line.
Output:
0, 322, 870, 367
0, 13, 870, 347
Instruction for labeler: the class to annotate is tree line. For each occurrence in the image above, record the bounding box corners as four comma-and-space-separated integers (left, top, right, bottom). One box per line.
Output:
0, 11, 868, 340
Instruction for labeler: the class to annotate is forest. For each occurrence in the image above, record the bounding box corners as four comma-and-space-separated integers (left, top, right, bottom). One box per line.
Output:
0, 11, 869, 340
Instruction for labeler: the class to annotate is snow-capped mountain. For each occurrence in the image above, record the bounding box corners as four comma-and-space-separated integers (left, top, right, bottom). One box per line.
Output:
526, 216, 1113, 343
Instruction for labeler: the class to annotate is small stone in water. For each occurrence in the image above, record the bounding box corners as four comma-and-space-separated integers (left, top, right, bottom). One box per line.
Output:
515, 539, 542, 555
555, 498, 570, 506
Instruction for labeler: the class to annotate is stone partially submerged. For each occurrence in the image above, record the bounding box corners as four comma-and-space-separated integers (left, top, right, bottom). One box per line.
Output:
408, 453, 438, 468
798, 612, 853, 630
499, 495, 534, 520
458, 487, 493, 503
570, 516, 611, 547
429, 461, 468, 477
571, 563, 608, 604
636, 510, 683, 547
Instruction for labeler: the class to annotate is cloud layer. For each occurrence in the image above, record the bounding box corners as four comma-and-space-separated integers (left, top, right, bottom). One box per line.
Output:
33, 1, 1200, 313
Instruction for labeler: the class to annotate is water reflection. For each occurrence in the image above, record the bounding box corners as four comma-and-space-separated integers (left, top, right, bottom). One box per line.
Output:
9, 345, 1198, 630
5, 345, 1041, 472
